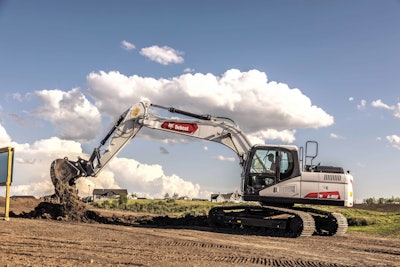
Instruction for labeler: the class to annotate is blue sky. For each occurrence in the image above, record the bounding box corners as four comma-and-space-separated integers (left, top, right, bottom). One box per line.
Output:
0, 1, 399, 201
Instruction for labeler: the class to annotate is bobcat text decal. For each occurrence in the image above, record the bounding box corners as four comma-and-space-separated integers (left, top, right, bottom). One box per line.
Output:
161, 122, 198, 134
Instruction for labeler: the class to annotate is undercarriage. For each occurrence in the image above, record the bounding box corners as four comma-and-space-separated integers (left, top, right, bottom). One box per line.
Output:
207, 205, 348, 238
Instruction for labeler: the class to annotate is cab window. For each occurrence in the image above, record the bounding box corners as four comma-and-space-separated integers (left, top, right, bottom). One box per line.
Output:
249, 148, 294, 187
279, 150, 294, 180
250, 149, 276, 174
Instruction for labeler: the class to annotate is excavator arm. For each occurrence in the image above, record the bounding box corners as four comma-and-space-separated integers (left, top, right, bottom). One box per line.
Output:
51, 100, 252, 187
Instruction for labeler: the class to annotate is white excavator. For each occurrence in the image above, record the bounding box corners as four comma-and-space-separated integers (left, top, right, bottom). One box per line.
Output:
51, 100, 354, 237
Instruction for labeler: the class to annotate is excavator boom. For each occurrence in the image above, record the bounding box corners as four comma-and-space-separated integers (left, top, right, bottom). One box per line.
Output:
51, 100, 252, 186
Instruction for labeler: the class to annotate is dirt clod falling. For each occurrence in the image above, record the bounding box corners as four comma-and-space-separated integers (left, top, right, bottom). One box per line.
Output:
47, 158, 106, 222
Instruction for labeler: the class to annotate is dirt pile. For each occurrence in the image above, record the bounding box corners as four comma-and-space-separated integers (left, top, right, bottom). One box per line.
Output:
6, 158, 100, 222
14, 200, 209, 229
15, 201, 97, 221
48, 158, 95, 221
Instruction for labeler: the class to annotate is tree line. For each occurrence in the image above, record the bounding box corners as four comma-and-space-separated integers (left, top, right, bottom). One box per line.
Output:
363, 197, 400, 204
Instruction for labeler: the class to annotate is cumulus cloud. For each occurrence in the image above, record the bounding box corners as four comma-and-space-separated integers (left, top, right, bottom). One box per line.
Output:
371, 99, 393, 110
247, 129, 296, 144
105, 157, 203, 199
386, 135, 400, 150
121, 40, 136, 51
30, 88, 102, 141
139, 45, 184, 65
87, 69, 333, 144
330, 133, 345, 140
0, 124, 11, 143
370, 99, 400, 119
214, 155, 235, 162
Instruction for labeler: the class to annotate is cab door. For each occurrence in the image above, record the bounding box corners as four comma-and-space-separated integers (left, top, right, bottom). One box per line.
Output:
243, 146, 300, 196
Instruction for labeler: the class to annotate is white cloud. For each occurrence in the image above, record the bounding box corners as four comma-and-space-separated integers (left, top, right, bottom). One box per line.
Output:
370, 99, 400, 119
330, 133, 345, 140
348, 97, 354, 101
121, 40, 136, 51
184, 67, 195, 73
0, 124, 11, 143
393, 103, 400, 118
105, 157, 201, 198
30, 88, 101, 142
357, 99, 367, 110
87, 69, 333, 144
371, 99, 394, 110
214, 155, 236, 162
247, 129, 296, 144
386, 135, 400, 150
139, 45, 184, 65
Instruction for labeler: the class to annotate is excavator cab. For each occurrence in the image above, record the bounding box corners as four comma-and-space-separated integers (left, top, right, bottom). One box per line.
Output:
243, 145, 301, 195
242, 142, 353, 209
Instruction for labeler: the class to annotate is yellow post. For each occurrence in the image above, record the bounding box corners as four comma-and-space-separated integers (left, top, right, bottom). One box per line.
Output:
1, 147, 13, 221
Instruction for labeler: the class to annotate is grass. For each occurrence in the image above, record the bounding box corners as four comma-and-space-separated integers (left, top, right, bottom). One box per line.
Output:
309, 205, 400, 238
344, 209, 400, 237
92, 198, 223, 216
91, 199, 400, 238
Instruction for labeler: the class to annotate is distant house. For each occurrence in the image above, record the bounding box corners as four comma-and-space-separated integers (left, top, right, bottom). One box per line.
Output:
211, 192, 242, 203
92, 189, 128, 201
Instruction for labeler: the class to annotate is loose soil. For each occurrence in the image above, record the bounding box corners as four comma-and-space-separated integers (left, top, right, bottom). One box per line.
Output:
0, 197, 399, 267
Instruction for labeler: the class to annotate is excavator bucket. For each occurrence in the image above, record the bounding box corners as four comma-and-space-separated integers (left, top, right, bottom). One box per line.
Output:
50, 158, 80, 187
49, 158, 89, 218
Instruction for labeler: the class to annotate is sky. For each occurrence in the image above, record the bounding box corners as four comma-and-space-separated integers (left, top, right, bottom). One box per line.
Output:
0, 1, 400, 202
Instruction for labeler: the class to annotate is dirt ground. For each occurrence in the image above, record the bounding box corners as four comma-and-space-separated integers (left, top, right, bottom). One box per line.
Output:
0, 197, 399, 267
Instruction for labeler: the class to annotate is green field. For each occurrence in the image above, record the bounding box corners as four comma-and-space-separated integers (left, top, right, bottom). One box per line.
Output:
91, 199, 400, 238
324, 206, 400, 238
91, 198, 222, 216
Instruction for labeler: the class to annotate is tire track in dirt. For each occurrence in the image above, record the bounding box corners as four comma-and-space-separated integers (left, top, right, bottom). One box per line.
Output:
318, 234, 400, 263
156, 240, 351, 267
2, 218, 400, 267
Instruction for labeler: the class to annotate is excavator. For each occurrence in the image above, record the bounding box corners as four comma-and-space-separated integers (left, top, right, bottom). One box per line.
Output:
50, 99, 354, 237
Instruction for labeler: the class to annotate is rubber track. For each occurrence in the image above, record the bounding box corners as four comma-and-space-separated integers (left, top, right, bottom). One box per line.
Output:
293, 207, 348, 236
264, 206, 316, 238
209, 205, 316, 237
330, 212, 348, 236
